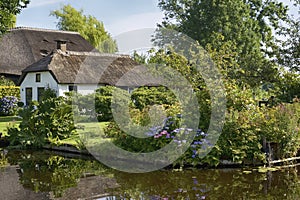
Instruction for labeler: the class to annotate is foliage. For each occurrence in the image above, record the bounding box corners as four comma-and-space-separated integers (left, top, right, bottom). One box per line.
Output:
156, 0, 292, 86
256, 103, 300, 159
104, 103, 183, 153
276, 16, 300, 71
131, 86, 177, 110
80, 86, 176, 122
0, 86, 20, 98
51, 4, 118, 53
132, 50, 147, 64
0, 0, 30, 35
192, 102, 300, 166
0, 96, 18, 116
6, 151, 113, 198
4, 150, 300, 199
103, 74, 300, 167
94, 86, 116, 122
7, 92, 75, 148
0, 76, 15, 86
276, 70, 300, 102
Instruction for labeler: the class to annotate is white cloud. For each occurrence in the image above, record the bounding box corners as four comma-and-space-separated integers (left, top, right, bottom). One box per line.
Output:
26, 0, 66, 9
106, 12, 163, 36
114, 28, 157, 54
107, 12, 163, 54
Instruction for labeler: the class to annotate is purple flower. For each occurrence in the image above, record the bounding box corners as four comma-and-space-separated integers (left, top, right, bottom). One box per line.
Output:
0, 96, 18, 116
194, 141, 202, 145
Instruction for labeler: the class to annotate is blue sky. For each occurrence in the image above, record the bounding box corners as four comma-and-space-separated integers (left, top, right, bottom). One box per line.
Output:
16, 0, 163, 36
16, 0, 298, 53
16, 0, 299, 37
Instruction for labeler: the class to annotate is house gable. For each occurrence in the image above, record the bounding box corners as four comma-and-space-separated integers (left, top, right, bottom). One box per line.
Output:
20, 71, 58, 104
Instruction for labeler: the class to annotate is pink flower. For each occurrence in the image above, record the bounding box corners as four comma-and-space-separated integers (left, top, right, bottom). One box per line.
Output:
161, 130, 168, 135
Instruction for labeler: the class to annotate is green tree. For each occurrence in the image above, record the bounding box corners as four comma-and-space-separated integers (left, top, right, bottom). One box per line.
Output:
156, 0, 290, 86
0, 0, 29, 35
51, 4, 118, 53
277, 16, 300, 71
0, 76, 15, 86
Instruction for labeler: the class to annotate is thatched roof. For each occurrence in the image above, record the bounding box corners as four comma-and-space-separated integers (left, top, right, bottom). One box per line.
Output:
19, 50, 160, 87
0, 27, 94, 76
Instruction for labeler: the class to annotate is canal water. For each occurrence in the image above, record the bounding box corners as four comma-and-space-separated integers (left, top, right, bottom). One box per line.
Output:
0, 150, 299, 200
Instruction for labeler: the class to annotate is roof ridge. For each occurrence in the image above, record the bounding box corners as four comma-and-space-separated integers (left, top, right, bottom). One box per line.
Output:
10, 27, 79, 35
60, 50, 130, 58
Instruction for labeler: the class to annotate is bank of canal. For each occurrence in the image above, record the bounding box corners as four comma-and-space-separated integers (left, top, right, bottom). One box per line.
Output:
0, 149, 300, 199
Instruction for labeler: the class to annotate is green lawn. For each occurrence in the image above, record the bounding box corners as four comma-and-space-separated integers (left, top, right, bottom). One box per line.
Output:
60, 122, 110, 149
0, 116, 110, 149
0, 116, 21, 136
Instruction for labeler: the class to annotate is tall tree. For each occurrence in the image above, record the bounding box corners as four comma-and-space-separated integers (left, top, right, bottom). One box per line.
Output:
51, 5, 118, 53
156, 0, 290, 86
0, 0, 30, 35
277, 16, 300, 71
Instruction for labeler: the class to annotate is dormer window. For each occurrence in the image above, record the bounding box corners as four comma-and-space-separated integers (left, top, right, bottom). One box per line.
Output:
36, 73, 41, 82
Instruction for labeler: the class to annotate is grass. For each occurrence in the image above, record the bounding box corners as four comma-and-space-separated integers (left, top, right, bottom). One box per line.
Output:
0, 116, 110, 150
60, 122, 110, 149
0, 116, 21, 136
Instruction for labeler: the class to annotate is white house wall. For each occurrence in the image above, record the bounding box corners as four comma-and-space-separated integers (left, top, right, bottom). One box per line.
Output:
21, 72, 104, 104
58, 84, 99, 96
20, 71, 58, 104
78, 84, 99, 95
57, 84, 69, 97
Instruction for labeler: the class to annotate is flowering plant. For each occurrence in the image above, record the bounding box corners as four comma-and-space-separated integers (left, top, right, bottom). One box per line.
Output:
0, 96, 18, 116
147, 115, 210, 161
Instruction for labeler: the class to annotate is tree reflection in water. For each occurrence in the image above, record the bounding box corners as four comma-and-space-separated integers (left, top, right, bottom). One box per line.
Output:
2, 150, 300, 199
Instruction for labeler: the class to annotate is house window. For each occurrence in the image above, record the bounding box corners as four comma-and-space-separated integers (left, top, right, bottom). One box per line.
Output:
36, 73, 41, 82
37, 87, 45, 102
25, 88, 32, 105
69, 85, 78, 92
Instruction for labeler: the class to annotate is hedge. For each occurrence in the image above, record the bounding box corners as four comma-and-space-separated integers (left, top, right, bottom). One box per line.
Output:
0, 86, 20, 98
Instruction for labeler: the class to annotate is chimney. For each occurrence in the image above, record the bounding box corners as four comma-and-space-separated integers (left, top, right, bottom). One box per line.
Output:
55, 40, 67, 52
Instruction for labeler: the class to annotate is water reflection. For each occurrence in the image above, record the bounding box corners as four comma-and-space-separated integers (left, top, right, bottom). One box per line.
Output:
0, 150, 299, 199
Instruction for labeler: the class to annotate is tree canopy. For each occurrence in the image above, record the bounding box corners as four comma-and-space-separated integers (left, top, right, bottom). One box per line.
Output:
0, 0, 30, 35
277, 16, 300, 71
51, 5, 118, 53
156, 0, 293, 86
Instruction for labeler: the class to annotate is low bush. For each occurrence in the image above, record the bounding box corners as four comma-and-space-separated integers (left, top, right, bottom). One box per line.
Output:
104, 88, 300, 167
7, 89, 75, 148
0, 96, 19, 116
0, 86, 20, 98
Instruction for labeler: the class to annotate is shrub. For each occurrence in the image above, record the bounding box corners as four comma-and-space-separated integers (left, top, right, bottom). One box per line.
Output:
7, 95, 75, 148
0, 86, 20, 99
104, 104, 182, 152
94, 87, 114, 122
104, 86, 300, 167
0, 76, 15, 86
131, 86, 177, 110
0, 96, 18, 116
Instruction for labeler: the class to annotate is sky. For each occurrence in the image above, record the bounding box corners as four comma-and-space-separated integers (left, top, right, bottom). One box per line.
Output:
16, 0, 163, 36
16, 0, 299, 53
